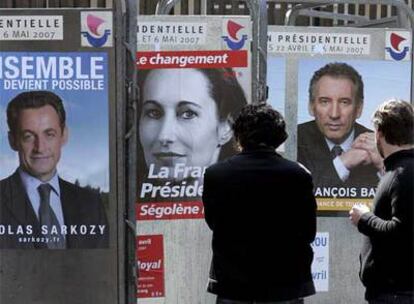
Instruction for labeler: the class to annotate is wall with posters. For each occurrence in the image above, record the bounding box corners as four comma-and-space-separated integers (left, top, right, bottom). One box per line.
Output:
0, 9, 118, 303
137, 21, 412, 304
136, 15, 251, 303
267, 26, 412, 304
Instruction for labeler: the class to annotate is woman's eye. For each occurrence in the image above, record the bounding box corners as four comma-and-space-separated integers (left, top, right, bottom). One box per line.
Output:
144, 109, 162, 119
180, 110, 198, 119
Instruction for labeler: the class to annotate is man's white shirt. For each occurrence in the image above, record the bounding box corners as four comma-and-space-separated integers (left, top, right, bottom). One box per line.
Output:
19, 168, 65, 227
325, 129, 354, 182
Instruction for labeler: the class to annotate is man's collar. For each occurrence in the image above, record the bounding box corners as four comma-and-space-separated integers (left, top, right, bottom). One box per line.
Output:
240, 146, 279, 157
18, 168, 61, 196
384, 148, 414, 171
325, 129, 355, 152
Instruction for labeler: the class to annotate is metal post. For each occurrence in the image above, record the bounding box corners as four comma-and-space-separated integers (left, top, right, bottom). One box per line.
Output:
245, 0, 268, 103
200, 0, 207, 15
118, 0, 138, 303
412, 29, 414, 104
155, 0, 182, 15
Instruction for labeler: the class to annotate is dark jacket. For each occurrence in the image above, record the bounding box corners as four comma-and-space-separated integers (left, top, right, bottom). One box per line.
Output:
358, 149, 414, 300
0, 171, 109, 249
297, 120, 379, 191
202, 148, 317, 301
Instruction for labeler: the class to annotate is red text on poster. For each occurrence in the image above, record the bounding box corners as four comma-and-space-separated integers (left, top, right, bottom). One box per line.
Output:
137, 50, 248, 69
136, 201, 204, 221
137, 235, 165, 298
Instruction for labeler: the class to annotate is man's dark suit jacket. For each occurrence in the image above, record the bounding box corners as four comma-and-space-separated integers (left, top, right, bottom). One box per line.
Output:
0, 170, 109, 249
202, 148, 317, 301
297, 120, 379, 190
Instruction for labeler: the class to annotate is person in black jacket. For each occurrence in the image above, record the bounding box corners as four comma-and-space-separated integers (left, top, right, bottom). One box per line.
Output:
298, 62, 382, 193
202, 103, 317, 304
350, 99, 414, 303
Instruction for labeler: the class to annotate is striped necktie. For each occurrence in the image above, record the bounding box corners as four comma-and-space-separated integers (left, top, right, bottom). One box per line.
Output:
331, 145, 343, 159
38, 184, 66, 249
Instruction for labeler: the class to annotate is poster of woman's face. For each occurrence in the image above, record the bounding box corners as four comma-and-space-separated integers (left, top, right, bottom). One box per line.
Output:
138, 68, 248, 186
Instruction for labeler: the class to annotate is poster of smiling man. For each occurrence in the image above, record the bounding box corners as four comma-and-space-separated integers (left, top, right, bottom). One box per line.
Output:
0, 52, 110, 249
0, 10, 114, 249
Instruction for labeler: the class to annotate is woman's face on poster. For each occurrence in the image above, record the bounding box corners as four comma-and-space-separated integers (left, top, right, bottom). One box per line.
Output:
139, 68, 229, 178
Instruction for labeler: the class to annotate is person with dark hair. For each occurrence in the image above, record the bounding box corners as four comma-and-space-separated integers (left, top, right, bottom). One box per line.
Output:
203, 103, 317, 303
0, 91, 109, 249
138, 68, 247, 180
350, 99, 414, 304
298, 62, 382, 190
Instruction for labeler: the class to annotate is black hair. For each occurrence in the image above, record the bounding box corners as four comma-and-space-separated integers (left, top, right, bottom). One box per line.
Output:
137, 68, 248, 159
138, 68, 247, 123
309, 62, 364, 105
232, 103, 287, 150
372, 98, 414, 145
7, 90, 66, 135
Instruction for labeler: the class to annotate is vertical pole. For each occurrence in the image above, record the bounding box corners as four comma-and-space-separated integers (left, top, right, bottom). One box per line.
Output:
188, 0, 194, 15
411, 28, 414, 103
155, 0, 181, 15
119, 0, 138, 303
200, 0, 207, 15
246, 0, 268, 104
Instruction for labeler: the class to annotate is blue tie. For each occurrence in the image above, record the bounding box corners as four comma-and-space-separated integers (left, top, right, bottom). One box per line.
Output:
331, 145, 343, 159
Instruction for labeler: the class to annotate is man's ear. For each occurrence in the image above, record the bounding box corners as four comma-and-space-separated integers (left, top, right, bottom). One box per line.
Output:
217, 119, 233, 146
62, 126, 69, 145
356, 101, 363, 119
376, 129, 383, 142
8, 132, 18, 151
308, 101, 315, 117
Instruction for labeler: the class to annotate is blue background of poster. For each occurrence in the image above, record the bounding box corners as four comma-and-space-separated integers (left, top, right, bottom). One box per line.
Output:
0, 52, 109, 191
267, 56, 286, 115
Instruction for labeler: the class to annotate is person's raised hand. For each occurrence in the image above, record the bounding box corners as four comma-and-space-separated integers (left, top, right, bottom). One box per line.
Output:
352, 132, 383, 171
340, 148, 372, 170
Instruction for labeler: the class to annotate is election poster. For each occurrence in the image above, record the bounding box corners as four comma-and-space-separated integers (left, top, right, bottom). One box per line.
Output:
0, 11, 113, 249
136, 15, 252, 303
267, 56, 286, 153
311, 232, 329, 292
137, 235, 165, 298
267, 56, 286, 114
297, 58, 411, 211
267, 26, 412, 213
136, 16, 251, 221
